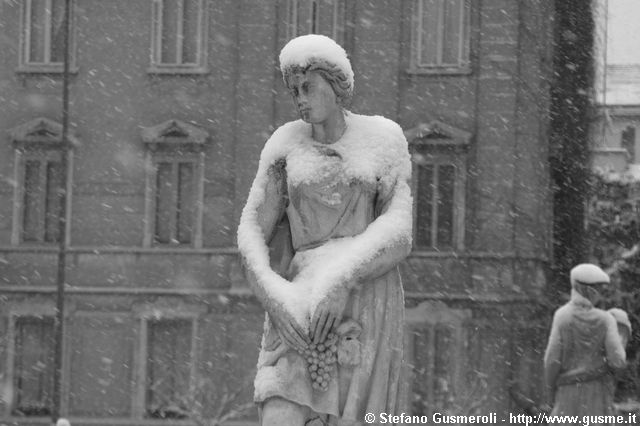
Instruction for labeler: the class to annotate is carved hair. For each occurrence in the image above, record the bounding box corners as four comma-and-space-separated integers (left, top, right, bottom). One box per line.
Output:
282, 59, 353, 107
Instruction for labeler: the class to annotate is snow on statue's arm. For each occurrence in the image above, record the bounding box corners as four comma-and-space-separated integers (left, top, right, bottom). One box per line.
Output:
237, 130, 310, 350
306, 122, 413, 342
543, 309, 564, 405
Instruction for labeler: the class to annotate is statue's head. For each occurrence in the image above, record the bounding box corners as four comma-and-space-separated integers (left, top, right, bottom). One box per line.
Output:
570, 263, 610, 303
279, 34, 354, 107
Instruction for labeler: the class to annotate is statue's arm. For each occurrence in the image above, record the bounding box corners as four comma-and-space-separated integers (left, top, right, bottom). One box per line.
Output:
237, 160, 309, 350
349, 174, 413, 283
308, 131, 413, 342
543, 311, 563, 405
604, 313, 626, 370
238, 160, 288, 306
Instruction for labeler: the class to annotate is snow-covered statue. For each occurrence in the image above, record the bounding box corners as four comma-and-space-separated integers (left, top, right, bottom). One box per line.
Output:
237, 34, 413, 426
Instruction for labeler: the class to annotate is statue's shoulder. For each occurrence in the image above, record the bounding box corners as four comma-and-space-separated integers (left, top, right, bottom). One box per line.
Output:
553, 303, 573, 323
260, 120, 307, 167
348, 113, 407, 146
346, 113, 410, 180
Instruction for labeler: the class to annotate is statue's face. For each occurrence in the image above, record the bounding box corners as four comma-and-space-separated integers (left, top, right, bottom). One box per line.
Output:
288, 71, 340, 124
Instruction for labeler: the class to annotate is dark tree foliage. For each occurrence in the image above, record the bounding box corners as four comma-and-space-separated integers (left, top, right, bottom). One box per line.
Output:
587, 172, 640, 402
549, 0, 596, 296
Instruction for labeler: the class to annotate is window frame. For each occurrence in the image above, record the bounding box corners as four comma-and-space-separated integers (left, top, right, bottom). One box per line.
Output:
413, 152, 465, 251
17, 0, 78, 74
409, 0, 471, 75
149, 0, 209, 75
9, 118, 75, 246
147, 154, 202, 247
3, 304, 57, 419
405, 121, 469, 253
404, 301, 470, 417
142, 120, 208, 248
17, 150, 65, 244
132, 305, 202, 420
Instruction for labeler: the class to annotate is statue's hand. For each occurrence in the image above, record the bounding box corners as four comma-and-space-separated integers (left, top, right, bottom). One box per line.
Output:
310, 285, 349, 344
268, 305, 310, 353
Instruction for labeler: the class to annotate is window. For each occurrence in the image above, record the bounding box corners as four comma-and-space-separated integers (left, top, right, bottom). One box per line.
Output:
622, 126, 636, 163
21, 154, 64, 243
145, 318, 194, 419
411, 325, 455, 414
142, 119, 207, 248
405, 121, 469, 252
132, 302, 205, 420
12, 316, 55, 417
150, 0, 208, 73
410, 0, 470, 74
284, 0, 350, 48
9, 118, 74, 245
18, 0, 76, 73
405, 301, 470, 417
416, 162, 456, 250
154, 159, 196, 245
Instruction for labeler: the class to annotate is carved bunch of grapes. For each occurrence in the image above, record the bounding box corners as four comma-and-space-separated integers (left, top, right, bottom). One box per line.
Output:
299, 332, 339, 391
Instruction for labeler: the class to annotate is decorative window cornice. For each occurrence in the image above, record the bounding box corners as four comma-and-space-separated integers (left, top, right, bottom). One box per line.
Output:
8, 117, 79, 148
404, 120, 471, 148
141, 119, 208, 150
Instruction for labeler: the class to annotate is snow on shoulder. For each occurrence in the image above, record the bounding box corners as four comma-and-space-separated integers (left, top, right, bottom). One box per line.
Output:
260, 112, 410, 186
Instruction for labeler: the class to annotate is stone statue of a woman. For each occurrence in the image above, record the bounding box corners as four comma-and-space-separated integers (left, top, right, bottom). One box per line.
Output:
237, 34, 413, 426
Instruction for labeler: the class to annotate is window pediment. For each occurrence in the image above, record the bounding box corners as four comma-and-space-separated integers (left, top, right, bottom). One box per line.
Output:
404, 120, 471, 148
141, 119, 208, 150
8, 117, 79, 148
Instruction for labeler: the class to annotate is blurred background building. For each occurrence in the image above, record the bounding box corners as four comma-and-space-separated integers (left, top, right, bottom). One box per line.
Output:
0, 0, 555, 424
591, 65, 640, 176
592, 0, 640, 176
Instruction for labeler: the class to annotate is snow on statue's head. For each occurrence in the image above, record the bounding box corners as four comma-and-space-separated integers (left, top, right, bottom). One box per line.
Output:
570, 263, 610, 303
279, 34, 354, 107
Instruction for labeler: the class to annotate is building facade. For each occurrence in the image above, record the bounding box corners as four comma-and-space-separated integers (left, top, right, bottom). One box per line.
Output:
0, 0, 554, 424
591, 64, 640, 174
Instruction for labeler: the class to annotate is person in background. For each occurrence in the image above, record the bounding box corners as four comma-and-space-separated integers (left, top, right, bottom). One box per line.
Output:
544, 263, 627, 423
